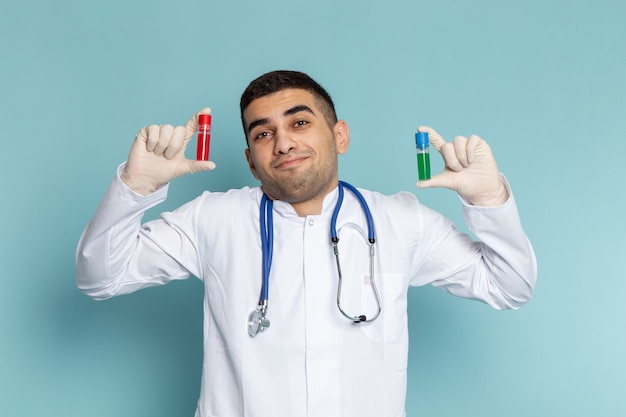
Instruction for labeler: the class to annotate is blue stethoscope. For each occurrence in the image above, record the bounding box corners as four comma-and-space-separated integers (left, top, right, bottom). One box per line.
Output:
247, 181, 382, 337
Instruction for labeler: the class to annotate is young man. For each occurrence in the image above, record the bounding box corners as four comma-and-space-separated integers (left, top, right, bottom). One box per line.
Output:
76, 70, 536, 417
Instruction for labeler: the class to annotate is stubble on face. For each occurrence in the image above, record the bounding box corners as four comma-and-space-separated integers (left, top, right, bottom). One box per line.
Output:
262, 143, 339, 205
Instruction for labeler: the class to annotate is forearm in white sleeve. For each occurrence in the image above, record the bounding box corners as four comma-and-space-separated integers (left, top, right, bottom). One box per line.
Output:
75, 164, 191, 300
414, 176, 537, 310
458, 178, 537, 308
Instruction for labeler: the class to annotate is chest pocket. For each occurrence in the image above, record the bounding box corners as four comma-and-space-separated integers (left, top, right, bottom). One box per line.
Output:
335, 223, 407, 343
358, 272, 407, 342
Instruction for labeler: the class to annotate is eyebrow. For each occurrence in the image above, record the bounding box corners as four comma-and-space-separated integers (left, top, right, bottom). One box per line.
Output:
285, 104, 315, 117
246, 104, 316, 134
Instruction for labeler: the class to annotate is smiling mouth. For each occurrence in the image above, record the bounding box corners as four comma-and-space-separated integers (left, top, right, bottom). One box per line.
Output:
274, 156, 308, 169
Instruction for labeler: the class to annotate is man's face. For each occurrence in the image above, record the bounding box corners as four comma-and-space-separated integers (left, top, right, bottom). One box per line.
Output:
243, 88, 349, 207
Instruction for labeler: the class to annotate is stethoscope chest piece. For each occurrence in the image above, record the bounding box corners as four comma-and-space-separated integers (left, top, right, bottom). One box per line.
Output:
248, 306, 270, 337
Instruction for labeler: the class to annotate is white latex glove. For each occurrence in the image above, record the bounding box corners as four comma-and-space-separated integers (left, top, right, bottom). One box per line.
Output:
121, 108, 216, 195
416, 126, 509, 207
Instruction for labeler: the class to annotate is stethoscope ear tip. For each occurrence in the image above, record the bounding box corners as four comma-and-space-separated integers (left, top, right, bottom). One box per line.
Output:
353, 315, 367, 324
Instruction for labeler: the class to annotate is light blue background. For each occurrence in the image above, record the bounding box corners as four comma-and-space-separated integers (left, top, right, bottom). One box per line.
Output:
1, 0, 625, 415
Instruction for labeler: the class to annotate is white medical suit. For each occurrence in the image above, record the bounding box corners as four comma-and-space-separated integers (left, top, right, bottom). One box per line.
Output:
76, 165, 537, 417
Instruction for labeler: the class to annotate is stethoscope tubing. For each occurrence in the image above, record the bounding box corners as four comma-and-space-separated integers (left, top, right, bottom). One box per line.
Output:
331, 181, 375, 243
250, 181, 380, 336
331, 181, 381, 323
259, 194, 273, 303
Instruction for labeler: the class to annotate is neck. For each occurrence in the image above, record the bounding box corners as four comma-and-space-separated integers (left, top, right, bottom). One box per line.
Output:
261, 179, 340, 217
290, 198, 325, 217
265, 185, 337, 217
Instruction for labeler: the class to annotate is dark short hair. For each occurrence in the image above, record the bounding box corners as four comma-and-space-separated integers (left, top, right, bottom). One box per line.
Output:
240, 70, 338, 143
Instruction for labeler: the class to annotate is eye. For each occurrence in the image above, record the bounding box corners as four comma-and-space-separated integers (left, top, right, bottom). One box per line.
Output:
254, 130, 272, 141
293, 120, 308, 128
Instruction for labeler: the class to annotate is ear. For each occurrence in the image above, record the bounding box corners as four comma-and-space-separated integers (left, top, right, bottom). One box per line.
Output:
334, 120, 350, 155
245, 148, 260, 179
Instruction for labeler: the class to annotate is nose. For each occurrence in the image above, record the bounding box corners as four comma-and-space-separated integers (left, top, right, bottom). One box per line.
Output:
273, 128, 296, 155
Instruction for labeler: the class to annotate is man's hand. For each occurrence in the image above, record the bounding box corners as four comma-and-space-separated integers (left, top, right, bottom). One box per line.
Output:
121, 108, 216, 195
416, 126, 509, 207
